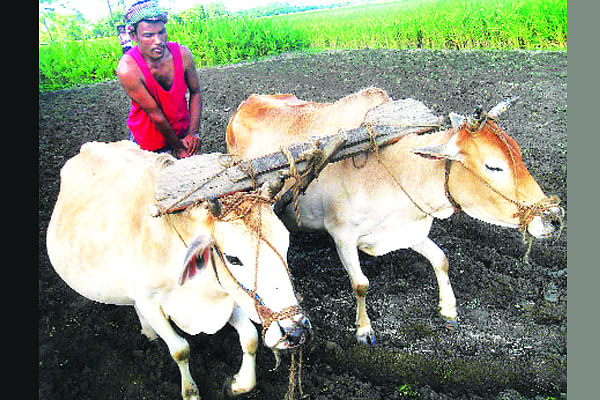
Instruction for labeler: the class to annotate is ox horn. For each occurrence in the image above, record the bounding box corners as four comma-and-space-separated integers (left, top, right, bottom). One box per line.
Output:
466, 105, 485, 132
260, 175, 286, 200
206, 195, 223, 218
487, 96, 520, 119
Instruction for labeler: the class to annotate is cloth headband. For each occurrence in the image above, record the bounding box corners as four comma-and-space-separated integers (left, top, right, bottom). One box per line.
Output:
125, 0, 168, 26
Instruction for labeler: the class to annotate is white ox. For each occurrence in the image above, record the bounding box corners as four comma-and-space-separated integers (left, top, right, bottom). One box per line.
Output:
226, 88, 563, 344
46, 141, 311, 399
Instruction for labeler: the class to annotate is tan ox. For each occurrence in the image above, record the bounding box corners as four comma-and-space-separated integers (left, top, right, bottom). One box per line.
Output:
46, 141, 311, 399
226, 88, 563, 344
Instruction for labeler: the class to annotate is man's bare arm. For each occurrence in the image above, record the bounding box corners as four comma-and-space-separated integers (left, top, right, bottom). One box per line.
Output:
180, 45, 203, 155
181, 45, 203, 138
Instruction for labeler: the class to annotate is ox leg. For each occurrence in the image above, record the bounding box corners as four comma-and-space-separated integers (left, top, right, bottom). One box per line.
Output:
224, 306, 258, 396
134, 304, 158, 341
411, 238, 458, 330
134, 299, 200, 400
334, 238, 376, 345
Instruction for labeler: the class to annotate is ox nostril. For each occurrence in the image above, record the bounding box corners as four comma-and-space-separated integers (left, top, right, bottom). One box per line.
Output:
286, 327, 308, 347
550, 217, 562, 231
284, 317, 311, 348
545, 208, 563, 232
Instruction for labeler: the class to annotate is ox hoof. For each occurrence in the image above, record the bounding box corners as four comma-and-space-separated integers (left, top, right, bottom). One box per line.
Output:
444, 319, 459, 332
141, 328, 158, 341
182, 387, 201, 400
223, 377, 254, 398
356, 329, 377, 346
222, 378, 236, 398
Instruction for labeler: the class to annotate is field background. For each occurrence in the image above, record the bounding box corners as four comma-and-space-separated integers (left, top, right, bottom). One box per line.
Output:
38, 0, 567, 92
39, 1, 568, 399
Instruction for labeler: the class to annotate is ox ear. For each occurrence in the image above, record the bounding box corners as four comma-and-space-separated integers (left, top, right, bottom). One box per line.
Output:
179, 233, 212, 285
412, 134, 462, 161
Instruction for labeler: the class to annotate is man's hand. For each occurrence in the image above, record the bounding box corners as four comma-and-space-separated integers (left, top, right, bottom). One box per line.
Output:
175, 135, 202, 158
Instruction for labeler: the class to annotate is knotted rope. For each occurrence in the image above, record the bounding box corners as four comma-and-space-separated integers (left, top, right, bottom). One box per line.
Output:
279, 147, 308, 226
279, 140, 330, 227
283, 349, 307, 400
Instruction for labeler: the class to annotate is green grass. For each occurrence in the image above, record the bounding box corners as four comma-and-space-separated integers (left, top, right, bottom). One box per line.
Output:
168, 14, 309, 66
38, 0, 566, 92
39, 37, 122, 92
283, 0, 566, 50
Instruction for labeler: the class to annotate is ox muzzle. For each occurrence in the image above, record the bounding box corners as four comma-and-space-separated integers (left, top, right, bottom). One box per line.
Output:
526, 204, 564, 240
276, 315, 312, 349
260, 304, 311, 350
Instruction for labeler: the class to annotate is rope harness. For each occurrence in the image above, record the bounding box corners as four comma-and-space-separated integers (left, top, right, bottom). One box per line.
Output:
199, 192, 305, 347
209, 191, 308, 399
458, 117, 563, 237
157, 157, 312, 398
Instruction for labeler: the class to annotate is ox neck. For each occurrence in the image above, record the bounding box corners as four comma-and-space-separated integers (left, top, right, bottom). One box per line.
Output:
378, 129, 459, 219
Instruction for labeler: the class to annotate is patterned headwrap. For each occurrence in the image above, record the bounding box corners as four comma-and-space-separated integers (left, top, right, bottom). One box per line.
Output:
125, 0, 168, 27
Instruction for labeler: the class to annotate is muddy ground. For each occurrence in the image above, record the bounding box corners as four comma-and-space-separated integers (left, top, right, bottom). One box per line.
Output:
39, 49, 567, 400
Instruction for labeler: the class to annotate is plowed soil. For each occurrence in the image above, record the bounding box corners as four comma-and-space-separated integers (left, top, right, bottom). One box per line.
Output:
39, 49, 567, 400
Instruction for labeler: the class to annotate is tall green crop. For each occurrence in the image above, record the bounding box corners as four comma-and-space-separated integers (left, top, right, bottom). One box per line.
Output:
279, 0, 566, 50
39, 38, 121, 92
38, 0, 566, 92
168, 15, 309, 66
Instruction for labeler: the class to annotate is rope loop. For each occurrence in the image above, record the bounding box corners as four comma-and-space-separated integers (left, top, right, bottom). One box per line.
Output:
284, 348, 307, 400
515, 195, 563, 235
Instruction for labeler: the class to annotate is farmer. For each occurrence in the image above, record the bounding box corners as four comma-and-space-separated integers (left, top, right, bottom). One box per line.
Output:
117, 0, 202, 159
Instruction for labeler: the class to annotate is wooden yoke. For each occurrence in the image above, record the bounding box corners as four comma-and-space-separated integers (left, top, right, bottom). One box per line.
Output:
153, 98, 441, 216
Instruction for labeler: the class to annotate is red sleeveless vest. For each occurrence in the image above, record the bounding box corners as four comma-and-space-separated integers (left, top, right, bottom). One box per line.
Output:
127, 42, 190, 151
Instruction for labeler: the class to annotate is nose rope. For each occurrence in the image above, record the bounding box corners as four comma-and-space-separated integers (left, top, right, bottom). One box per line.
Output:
515, 195, 563, 234
284, 348, 306, 400
453, 160, 562, 234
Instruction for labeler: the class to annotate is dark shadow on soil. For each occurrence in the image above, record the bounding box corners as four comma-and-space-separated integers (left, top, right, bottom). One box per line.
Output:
39, 49, 567, 400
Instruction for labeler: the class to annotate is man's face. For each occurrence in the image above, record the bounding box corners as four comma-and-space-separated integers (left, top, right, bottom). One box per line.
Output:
133, 21, 168, 60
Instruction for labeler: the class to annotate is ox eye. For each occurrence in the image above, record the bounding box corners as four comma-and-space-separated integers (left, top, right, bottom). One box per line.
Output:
485, 163, 504, 172
225, 255, 243, 266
